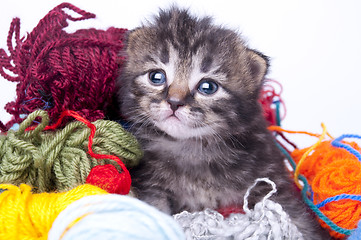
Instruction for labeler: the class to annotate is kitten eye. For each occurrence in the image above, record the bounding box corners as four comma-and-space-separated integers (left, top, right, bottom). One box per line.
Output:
149, 70, 166, 86
197, 79, 219, 95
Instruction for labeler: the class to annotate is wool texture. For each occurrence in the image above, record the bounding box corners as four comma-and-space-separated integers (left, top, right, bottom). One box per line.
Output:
292, 138, 361, 238
48, 194, 185, 240
270, 125, 361, 239
0, 3, 127, 132
0, 110, 142, 193
174, 178, 304, 240
259, 79, 286, 126
0, 183, 107, 240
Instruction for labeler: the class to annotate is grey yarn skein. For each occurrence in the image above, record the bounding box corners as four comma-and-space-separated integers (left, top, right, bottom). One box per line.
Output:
174, 178, 304, 240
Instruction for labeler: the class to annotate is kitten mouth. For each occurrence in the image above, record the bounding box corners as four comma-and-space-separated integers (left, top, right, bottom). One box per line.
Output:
168, 114, 180, 120
155, 113, 213, 139
154, 109, 211, 139
155, 111, 184, 127
161, 110, 182, 122
165, 114, 182, 123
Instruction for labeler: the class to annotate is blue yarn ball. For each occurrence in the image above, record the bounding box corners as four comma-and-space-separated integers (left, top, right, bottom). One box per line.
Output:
48, 194, 185, 240
348, 220, 361, 240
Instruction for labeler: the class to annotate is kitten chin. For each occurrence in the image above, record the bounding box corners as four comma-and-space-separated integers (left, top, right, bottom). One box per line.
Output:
116, 7, 330, 240
156, 116, 201, 139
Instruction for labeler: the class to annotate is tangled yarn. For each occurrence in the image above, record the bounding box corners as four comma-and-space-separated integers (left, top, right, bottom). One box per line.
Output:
270, 125, 361, 239
174, 178, 304, 240
0, 3, 127, 132
48, 194, 185, 240
0, 110, 142, 193
0, 183, 107, 240
259, 79, 286, 126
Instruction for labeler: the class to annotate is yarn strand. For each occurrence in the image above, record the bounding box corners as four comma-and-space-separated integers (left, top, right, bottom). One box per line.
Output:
293, 123, 327, 189
242, 177, 277, 216
0, 110, 142, 193
332, 134, 361, 161
316, 194, 361, 208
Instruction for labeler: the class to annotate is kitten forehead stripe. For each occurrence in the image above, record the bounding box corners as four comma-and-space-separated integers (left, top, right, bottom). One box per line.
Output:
200, 55, 213, 73
160, 46, 170, 64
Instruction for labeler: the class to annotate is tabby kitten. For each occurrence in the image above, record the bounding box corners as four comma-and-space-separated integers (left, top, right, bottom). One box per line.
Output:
117, 7, 328, 239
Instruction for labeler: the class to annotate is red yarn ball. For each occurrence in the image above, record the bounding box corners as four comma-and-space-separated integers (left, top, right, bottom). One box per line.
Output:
86, 164, 131, 195
0, 3, 127, 131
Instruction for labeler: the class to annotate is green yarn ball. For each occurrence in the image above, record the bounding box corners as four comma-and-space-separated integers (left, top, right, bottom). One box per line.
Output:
0, 110, 142, 192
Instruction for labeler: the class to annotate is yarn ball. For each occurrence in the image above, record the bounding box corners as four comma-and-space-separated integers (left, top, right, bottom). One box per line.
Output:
0, 183, 107, 240
0, 109, 142, 193
292, 138, 361, 238
48, 194, 185, 240
270, 124, 361, 239
86, 164, 129, 195
174, 178, 304, 240
0, 3, 127, 132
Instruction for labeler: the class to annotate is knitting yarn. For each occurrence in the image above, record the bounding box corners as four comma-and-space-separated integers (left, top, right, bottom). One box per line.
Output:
270, 125, 361, 239
0, 183, 107, 240
259, 79, 286, 126
0, 110, 142, 193
293, 137, 361, 238
48, 194, 185, 240
0, 3, 127, 132
174, 178, 304, 240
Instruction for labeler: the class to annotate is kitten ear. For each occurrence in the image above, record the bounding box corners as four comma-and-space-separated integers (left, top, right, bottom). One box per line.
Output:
126, 27, 147, 53
246, 49, 269, 87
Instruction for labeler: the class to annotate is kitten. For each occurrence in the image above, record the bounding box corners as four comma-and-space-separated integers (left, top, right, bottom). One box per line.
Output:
117, 7, 328, 239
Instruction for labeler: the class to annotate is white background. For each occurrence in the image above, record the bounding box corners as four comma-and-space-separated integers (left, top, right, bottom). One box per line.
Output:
0, 0, 360, 147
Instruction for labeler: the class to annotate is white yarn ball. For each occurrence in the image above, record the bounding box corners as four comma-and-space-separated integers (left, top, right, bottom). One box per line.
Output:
48, 194, 185, 240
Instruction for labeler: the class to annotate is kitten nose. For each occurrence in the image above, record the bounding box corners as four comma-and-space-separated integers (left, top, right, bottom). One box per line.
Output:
167, 98, 185, 112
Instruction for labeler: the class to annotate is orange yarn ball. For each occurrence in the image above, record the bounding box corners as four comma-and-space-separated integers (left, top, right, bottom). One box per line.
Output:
292, 140, 361, 239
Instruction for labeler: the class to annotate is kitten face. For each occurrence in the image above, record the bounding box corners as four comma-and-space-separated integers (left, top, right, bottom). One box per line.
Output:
118, 8, 269, 140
